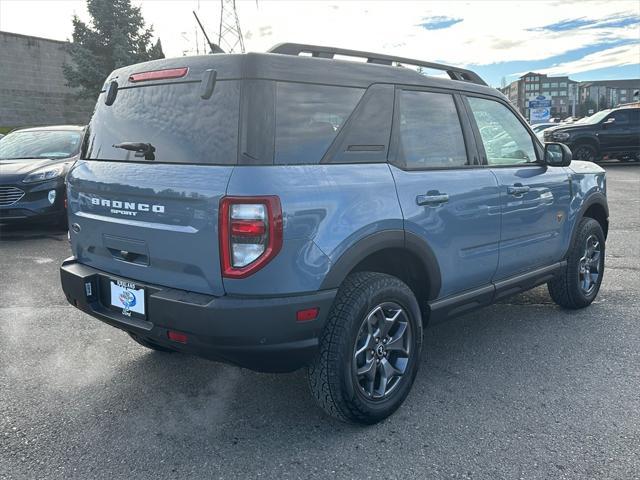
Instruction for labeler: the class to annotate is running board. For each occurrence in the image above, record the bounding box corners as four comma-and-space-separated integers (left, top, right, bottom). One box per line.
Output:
428, 261, 566, 323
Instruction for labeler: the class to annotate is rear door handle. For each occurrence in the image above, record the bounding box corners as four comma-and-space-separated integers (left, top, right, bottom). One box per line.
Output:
416, 192, 449, 206
507, 185, 530, 196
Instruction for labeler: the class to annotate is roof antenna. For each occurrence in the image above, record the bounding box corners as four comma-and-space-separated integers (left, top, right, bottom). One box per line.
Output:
193, 11, 225, 54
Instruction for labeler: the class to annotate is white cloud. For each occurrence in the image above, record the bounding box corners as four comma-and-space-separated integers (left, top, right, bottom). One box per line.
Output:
0, 0, 638, 76
525, 43, 640, 76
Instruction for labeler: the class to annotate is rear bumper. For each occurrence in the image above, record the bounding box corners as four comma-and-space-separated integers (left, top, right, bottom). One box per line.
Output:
60, 258, 337, 372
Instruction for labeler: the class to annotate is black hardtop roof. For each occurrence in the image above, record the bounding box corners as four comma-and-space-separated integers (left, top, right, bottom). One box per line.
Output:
107, 43, 502, 99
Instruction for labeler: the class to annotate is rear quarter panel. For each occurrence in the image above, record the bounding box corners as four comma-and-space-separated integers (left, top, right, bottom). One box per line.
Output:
224, 164, 403, 295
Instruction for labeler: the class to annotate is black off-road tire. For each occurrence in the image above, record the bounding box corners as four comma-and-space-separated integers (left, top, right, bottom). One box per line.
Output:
548, 218, 605, 309
128, 332, 175, 353
572, 143, 599, 162
307, 272, 423, 424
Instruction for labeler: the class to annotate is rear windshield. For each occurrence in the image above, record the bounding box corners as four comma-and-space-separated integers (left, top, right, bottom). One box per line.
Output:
0, 130, 82, 160
83, 80, 240, 164
84, 76, 367, 166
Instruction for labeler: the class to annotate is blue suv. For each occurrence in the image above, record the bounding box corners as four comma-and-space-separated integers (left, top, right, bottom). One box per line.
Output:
60, 44, 608, 424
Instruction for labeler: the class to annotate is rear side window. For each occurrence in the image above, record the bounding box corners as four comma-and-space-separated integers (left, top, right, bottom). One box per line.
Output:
395, 90, 468, 169
274, 83, 364, 165
83, 80, 240, 164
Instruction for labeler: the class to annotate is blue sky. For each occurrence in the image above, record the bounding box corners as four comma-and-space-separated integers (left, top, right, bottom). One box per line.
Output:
473, 38, 640, 86
1, 0, 639, 87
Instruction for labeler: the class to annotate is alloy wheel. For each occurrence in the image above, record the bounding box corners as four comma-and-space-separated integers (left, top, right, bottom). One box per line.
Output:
574, 145, 596, 162
353, 302, 412, 400
578, 234, 601, 295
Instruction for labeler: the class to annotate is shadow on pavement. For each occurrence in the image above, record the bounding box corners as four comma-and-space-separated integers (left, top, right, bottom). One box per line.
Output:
0, 221, 67, 241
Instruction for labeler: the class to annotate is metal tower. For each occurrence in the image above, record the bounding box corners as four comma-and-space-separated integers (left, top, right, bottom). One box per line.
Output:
218, 0, 245, 53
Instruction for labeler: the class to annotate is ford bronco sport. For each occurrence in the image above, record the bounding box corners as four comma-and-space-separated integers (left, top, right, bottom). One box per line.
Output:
60, 44, 608, 424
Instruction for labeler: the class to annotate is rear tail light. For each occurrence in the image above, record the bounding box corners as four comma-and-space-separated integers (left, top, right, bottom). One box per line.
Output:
129, 67, 188, 83
219, 196, 283, 278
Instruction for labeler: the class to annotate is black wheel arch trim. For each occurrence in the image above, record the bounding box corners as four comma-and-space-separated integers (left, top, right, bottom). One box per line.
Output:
319, 229, 442, 300
565, 192, 609, 258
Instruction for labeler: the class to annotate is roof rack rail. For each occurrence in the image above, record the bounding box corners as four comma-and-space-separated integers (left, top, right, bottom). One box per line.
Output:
268, 43, 487, 86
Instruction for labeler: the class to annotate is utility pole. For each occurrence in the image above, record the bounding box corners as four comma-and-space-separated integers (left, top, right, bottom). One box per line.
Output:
218, 0, 245, 53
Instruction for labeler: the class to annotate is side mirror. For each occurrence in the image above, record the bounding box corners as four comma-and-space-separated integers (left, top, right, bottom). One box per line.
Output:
544, 142, 572, 167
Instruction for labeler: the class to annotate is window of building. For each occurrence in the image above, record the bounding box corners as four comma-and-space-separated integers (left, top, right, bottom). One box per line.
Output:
560, 90, 567, 96
560, 82, 567, 87
550, 83, 558, 88
542, 83, 550, 88
620, 89, 627, 94
551, 91, 558, 96
467, 97, 537, 166
394, 90, 468, 169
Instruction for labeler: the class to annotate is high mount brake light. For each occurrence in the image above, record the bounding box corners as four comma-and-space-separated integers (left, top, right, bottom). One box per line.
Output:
219, 196, 283, 279
129, 67, 188, 83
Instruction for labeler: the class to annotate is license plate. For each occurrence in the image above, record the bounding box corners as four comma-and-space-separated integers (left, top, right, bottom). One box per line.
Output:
110, 280, 145, 317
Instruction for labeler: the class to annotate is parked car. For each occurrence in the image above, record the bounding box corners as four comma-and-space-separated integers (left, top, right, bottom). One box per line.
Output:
0, 125, 84, 225
531, 122, 558, 141
60, 44, 609, 424
544, 106, 640, 161
562, 116, 582, 124
531, 122, 557, 133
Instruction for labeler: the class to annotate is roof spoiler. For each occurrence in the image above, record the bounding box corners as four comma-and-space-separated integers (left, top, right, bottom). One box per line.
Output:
268, 43, 487, 86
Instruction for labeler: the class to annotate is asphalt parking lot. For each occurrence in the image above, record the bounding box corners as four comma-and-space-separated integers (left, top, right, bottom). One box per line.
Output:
1, 164, 639, 480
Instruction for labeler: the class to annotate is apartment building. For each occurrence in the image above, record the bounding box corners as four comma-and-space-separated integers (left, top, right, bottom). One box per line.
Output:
500, 73, 639, 121
500, 72, 578, 120
579, 79, 640, 110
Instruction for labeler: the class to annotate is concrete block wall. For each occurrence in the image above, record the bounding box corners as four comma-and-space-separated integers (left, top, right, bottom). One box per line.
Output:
0, 31, 95, 128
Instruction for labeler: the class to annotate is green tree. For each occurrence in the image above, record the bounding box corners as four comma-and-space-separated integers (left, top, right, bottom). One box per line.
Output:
63, 0, 164, 97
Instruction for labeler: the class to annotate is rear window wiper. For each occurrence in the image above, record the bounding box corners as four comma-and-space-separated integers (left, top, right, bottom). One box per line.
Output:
113, 142, 156, 160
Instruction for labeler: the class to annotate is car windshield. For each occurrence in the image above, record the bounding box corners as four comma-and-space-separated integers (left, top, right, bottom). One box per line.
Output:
577, 110, 612, 125
0, 130, 82, 160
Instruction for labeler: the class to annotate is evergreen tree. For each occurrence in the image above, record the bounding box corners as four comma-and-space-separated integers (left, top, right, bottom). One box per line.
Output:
63, 0, 165, 97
